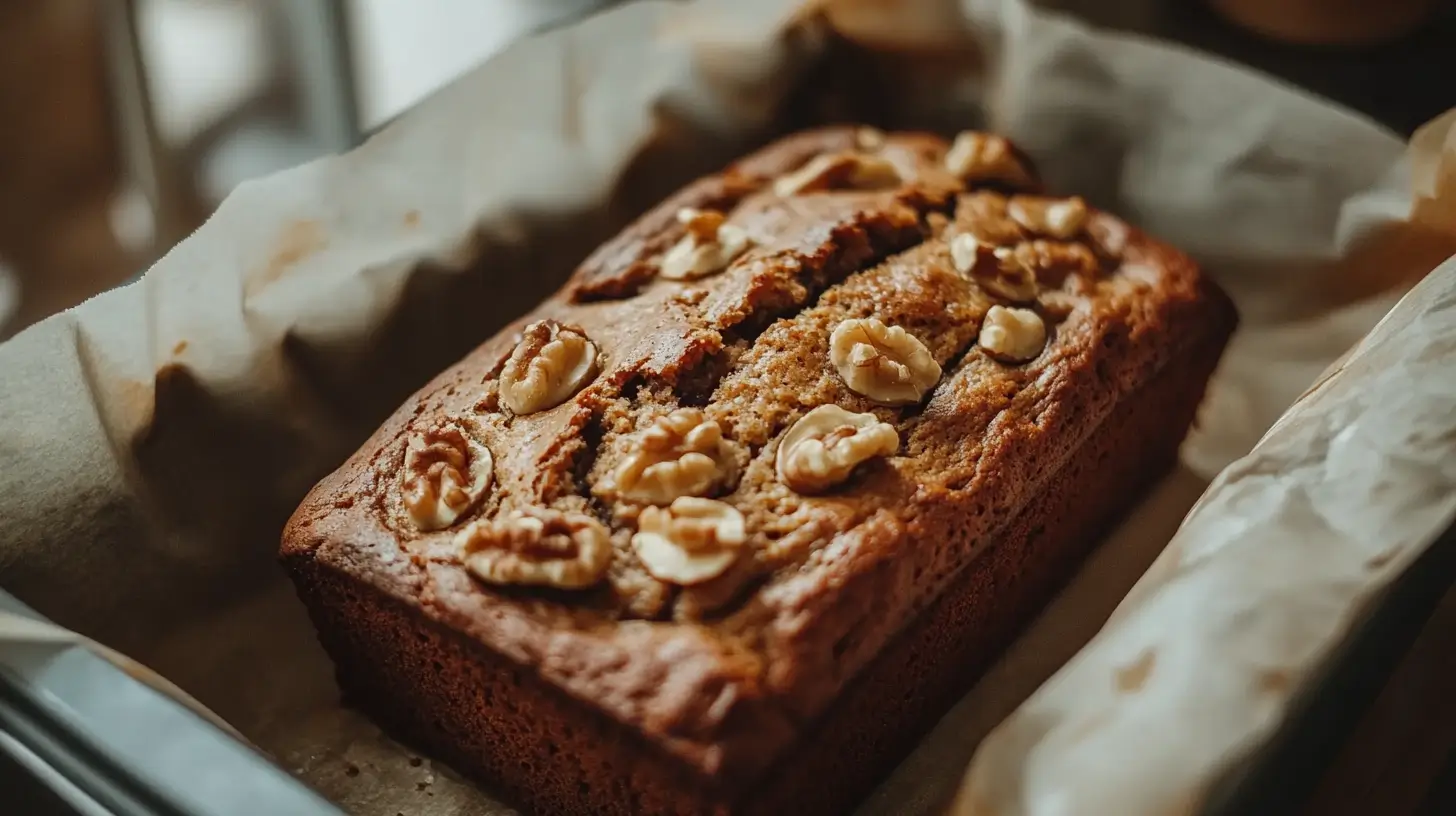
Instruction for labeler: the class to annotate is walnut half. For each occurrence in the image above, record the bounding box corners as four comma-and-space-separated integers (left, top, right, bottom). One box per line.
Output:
456, 508, 611, 589
632, 497, 746, 585
400, 425, 494, 531
610, 408, 735, 505
660, 208, 753, 281
499, 320, 600, 415
980, 305, 1047, 364
777, 405, 899, 494
829, 317, 942, 405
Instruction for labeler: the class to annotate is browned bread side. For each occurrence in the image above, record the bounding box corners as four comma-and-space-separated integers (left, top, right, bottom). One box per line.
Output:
281, 126, 1237, 811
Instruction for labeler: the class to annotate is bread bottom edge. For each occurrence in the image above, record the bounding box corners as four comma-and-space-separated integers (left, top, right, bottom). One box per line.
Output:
283, 335, 1223, 816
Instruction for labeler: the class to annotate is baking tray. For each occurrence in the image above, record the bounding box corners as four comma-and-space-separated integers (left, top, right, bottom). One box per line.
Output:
0, 593, 340, 816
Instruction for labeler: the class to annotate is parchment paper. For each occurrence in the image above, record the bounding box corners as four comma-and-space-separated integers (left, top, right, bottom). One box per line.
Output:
2, 1, 1455, 814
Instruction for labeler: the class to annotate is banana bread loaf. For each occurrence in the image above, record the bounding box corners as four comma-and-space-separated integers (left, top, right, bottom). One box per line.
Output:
281, 126, 1236, 815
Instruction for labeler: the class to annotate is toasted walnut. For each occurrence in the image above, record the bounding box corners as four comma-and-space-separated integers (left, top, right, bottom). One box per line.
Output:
776, 405, 899, 494
456, 508, 610, 589
950, 233, 998, 277
957, 192, 1026, 246
1008, 195, 1088, 239
950, 234, 1038, 302
945, 131, 1034, 187
1004, 239, 1100, 286
499, 320, 599, 415
660, 208, 753, 281
611, 408, 734, 505
632, 497, 745, 585
986, 248, 1042, 302
980, 305, 1046, 364
855, 126, 886, 151
401, 426, 493, 531
829, 317, 942, 405
774, 152, 902, 196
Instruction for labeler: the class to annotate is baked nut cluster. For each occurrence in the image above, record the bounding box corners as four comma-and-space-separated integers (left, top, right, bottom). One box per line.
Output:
401, 129, 1129, 593
661, 208, 754, 281
632, 497, 746, 585
456, 508, 611, 589
776, 405, 899, 494
500, 320, 600, 415
400, 425, 494, 531
944, 173, 1117, 367
610, 408, 736, 506
829, 317, 942, 405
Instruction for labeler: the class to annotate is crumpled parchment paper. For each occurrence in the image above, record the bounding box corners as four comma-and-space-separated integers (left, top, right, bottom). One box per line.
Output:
2, 1, 1455, 814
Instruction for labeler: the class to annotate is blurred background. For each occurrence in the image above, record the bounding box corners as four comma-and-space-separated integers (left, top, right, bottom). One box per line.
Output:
0, 0, 1452, 340
0, 0, 602, 337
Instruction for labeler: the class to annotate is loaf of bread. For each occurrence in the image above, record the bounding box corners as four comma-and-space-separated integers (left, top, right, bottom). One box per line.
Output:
281, 126, 1236, 815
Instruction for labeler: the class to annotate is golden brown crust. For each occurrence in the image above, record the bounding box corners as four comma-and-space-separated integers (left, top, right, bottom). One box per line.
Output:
281, 126, 1237, 790
283, 330, 1224, 815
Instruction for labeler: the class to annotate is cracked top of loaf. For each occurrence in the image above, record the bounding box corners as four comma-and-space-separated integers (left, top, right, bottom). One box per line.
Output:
282, 126, 1234, 782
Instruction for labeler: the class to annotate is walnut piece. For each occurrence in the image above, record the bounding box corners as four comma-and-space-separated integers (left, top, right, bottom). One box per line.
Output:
499, 320, 599, 415
986, 247, 1041, 302
611, 408, 734, 505
1005, 239, 1100, 286
1086, 217, 1129, 262
950, 232, 998, 277
456, 508, 611, 589
829, 317, 942, 405
776, 405, 899, 494
774, 152, 902, 196
951, 234, 1038, 302
944, 131, 1034, 187
660, 208, 753, 281
632, 497, 746, 585
1008, 195, 1088, 239
400, 426, 493, 531
979, 305, 1047, 364
955, 193, 1027, 247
